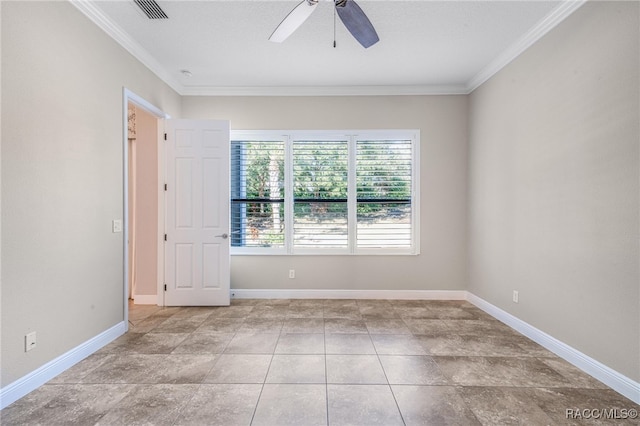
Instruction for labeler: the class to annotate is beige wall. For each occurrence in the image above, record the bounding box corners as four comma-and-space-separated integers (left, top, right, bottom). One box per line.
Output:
468, 1, 639, 381
131, 107, 159, 298
2, 0, 637, 395
1, 1, 181, 386
182, 95, 469, 291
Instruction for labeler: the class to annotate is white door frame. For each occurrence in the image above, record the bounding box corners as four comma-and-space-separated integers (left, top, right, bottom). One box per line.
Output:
122, 88, 170, 329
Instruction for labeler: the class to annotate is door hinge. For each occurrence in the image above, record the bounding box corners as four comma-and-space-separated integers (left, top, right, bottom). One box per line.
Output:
164, 284, 167, 291
164, 234, 167, 241
164, 183, 167, 191
164, 133, 167, 141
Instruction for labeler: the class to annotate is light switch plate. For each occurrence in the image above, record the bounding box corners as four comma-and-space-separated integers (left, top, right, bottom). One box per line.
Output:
112, 219, 123, 233
25, 332, 36, 352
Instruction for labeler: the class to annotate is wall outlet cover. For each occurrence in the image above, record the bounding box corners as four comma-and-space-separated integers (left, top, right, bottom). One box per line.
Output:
25, 332, 37, 352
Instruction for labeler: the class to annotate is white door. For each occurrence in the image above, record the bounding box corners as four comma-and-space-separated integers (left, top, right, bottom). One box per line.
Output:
164, 119, 230, 306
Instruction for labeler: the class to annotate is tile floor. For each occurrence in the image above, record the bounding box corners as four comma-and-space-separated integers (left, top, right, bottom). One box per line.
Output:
1, 299, 638, 425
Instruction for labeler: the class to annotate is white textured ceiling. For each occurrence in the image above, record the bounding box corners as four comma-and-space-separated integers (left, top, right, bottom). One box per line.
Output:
78, 0, 584, 95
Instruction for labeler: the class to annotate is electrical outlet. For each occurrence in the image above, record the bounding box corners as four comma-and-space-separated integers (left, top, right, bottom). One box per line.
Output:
112, 219, 123, 233
289, 269, 295, 279
513, 290, 519, 303
25, 332, 37, 352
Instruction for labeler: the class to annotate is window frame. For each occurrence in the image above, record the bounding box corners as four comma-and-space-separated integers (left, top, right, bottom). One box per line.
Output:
230, 130, 420, 256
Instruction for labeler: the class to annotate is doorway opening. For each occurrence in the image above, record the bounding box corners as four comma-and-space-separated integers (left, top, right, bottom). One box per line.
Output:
122, 89, 169, 329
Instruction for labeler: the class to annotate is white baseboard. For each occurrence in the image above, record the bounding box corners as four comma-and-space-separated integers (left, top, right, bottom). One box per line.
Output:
0, 321, 126, 410
231, 288, 468, 300
3, 292, 637, 410
466, 293, 640, 405
133, 294, 159, 305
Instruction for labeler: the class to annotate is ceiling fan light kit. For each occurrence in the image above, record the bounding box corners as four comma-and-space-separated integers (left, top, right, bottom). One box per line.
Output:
269, 0, 379, 48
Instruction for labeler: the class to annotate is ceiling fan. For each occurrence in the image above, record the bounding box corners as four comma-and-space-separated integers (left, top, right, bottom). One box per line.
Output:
269, 0, 379, 48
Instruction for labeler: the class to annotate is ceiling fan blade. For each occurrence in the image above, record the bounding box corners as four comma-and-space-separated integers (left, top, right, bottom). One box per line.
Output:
335, 0, 379, 48
269, 0, 319, 43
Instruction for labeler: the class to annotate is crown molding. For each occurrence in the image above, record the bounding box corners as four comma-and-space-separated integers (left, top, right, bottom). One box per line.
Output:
70, 0, 585, 97
466, 0, 587, 93
69, 0, 183, 94
180, 84, 469, 97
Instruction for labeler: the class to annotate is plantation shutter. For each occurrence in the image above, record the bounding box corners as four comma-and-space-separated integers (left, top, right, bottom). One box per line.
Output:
230, 130, 419, 254
230, 141, 285, 248
293, 139, 349, 249
356, 139, 413, 248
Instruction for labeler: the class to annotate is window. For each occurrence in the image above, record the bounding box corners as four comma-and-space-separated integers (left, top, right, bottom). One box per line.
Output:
231, 130, 420, 255
356, 139, 413, 249
230, 140, 285, 248
294, 139, 349, 249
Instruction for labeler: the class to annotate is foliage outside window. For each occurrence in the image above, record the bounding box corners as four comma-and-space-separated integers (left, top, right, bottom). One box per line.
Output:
230, 141, 285, 248
356, 140, 413, 249
231, 131, 420, 255
294, 140, 349, 249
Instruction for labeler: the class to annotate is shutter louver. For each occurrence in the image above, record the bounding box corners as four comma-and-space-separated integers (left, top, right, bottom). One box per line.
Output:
356, 140, 412, 248
230, 141, 285, 248
293, 140, 349, 249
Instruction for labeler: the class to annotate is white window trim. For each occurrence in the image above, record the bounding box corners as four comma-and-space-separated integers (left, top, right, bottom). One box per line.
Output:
230, 130, 420, 256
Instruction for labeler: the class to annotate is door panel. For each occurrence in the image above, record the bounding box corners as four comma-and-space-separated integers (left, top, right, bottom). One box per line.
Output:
165, 119, 230, 306
175, 158, 194, 228
203, 244, 221, 288
175, 243, 194, 289
203, 158, 221, 228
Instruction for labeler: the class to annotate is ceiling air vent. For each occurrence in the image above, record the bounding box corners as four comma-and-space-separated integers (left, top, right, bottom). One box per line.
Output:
134, 0, 168, 19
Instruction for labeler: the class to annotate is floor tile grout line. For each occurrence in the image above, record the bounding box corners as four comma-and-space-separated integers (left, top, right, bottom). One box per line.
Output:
168, 381, 204, 426
323, 319, 330, 426
202, 318, 240, 380
140, 305, 214, 426
248, 324, 284, 426
7, 301, 638, 425
368, 324, 408, 426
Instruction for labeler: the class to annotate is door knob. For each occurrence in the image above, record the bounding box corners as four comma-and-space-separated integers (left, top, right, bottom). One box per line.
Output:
216, 233, 229, 239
